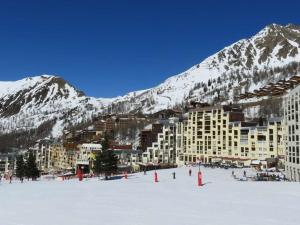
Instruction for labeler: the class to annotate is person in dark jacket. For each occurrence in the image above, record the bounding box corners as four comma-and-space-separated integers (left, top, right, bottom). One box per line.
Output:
172, 171, 176, 179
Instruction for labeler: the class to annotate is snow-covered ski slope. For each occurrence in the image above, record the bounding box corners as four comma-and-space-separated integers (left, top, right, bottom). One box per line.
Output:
0, 167, 299, 225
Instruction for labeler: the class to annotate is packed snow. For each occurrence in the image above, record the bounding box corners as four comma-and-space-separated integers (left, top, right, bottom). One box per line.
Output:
0, 167, 299, 225
0, 75, 52, 98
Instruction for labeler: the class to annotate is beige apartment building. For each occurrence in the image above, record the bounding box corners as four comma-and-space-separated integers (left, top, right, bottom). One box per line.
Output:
31, 140, 77, 172
50, 143, 77, 171
175, 105, 284, 167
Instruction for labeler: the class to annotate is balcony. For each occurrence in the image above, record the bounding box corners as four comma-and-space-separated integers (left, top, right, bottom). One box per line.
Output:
76, 159, 89, 165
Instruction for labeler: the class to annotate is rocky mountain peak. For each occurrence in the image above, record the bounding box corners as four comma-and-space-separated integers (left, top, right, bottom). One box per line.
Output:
106, 23, 300, 115
0, 75, 113, 138
1, 23, 300, 141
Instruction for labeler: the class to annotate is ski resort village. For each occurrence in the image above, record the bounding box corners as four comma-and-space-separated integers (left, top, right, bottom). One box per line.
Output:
1, 21, 300, 225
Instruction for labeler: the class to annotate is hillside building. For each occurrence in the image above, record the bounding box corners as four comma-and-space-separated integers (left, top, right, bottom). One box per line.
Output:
176, 105, 284, 167
0, 152, 17, 174
31, 139, 52, 172
142, 118, 178, 165
76, 143, 102, 173
140, 123, 163, 151
142, 105, 285, 168
50, 143, 76, 171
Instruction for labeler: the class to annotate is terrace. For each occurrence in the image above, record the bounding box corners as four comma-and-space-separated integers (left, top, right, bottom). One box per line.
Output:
238, 75, 300, 100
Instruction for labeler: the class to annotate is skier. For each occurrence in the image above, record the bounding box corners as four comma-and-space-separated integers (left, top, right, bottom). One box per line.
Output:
189, 169, 192, 176
172, 171, 176, 179
154, 171, 158, 182
232, 171, 235, 176
243, 170, 247, 177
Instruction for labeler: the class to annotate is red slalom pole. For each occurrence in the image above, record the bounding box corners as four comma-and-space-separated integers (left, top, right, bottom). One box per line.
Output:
154, 171, 158, 183
198, 171, 202, 187
77, 168, 83, 181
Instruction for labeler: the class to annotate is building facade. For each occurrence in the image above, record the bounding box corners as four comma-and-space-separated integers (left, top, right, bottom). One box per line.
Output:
140, 124, 163, 152
31, 139, 52, 172
0, 152, 18, 174
142, 118, 178, 165
176, 105, 284, 167
142, 105, 285, 168
76, 143, 102, 172
284, 85, 300, 181
50, 143, 76, 171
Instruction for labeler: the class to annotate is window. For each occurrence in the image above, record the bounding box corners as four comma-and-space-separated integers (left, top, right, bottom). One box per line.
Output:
258, 135, 266, 141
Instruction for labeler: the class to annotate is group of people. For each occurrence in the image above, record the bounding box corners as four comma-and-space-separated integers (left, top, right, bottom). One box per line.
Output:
0, 173, 14, 184
142, 168, 196, 180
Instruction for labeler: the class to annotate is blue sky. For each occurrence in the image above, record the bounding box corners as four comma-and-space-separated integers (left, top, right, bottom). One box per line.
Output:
0, 0, 299, 97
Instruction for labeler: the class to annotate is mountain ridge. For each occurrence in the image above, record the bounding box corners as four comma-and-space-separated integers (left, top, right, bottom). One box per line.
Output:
106, 23, 300, 114
1, 23, 300, 140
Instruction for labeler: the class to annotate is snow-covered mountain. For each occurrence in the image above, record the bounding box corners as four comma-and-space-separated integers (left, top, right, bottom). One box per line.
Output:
1, 23, 300, 138
108, 23, 300, 114
0, 75, 114, 137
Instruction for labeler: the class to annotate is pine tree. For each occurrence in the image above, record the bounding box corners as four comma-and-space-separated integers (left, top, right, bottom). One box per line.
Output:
94, 152, 104, 176
93, 135, 118, 180
102, 150, 118, 180
16, 155, 25, 181
25, 151, 40, 180
208, 79, 212, 87
101, 134, 110, 151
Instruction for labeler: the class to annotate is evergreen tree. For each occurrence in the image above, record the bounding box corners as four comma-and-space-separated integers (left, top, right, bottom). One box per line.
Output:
101, 134, 110, 151
94, 152, 104, 176
16, 155, 25, 181
93, 135, 118, 180
208, 79, 212, 87
102, 150, 118, 180
25, 151, 40, 180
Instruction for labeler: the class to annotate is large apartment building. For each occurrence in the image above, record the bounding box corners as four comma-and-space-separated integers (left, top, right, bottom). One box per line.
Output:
141, 105, 284, 168
284, 85, 300, 181
142, 118, 178, 164
50, 143, 76, 171
0, 151, 20, 174
31, 139, 52, 172
176, 105, 284, 166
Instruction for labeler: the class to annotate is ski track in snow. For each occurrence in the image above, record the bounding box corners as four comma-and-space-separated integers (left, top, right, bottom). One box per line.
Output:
0, 167, 299, 225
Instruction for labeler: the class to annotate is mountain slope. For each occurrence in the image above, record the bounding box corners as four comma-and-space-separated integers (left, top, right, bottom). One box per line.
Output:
0, 75, 113, 137
1, 23, 300, 140
108, 23, 300, 114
